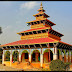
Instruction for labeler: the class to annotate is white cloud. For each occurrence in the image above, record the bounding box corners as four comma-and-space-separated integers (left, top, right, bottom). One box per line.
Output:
20, 1, 40, 10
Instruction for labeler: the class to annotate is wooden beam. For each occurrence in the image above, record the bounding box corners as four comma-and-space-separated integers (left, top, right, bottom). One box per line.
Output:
51, 30, 53, 34
45, 29, 47, 33
48, 22, 50, 26
62, 44, 64, 48
9, 46, 12, 49
40, 44, 42, 48
53, 31, 55, 35
33, 22, 35, 25
64, 45, 66, 48
59, 43, 62, 47
14, 46, 17, 50
18, 46, 20, 48
41, 30, 43, 33
28, 32, 30, 35
28, 45, 30, 48
30, 22, 32, 25
55, 33, 57, 36
2, 47, 4, 49
54, 33, 56, 36
34, 44, 36, 48
6, 46, 8, 49
43, 20, 45, 24
32, 31, 34, 34
36, 31, 38, 34
53, 43, 59, 47
36, 21, 38, 24
24, 33, 26, 36
22, 45, 25, 48
46, 43, 49, 47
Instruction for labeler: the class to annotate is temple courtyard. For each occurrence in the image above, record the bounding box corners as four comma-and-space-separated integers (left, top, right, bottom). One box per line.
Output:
0, 63, 72, 71
0, 64, 72, 71
0, 64, 50, 71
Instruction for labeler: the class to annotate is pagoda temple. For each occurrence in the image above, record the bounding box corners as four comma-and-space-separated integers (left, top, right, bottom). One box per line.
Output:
0, 2, 72, 68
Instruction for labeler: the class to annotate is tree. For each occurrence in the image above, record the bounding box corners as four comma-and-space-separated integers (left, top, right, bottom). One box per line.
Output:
5, 51, 10, 61
0, 27, 2, 34
49, 59, 66, 71
0, 48, 3, 63
0, 27, 2, 63
13, 51, 19, 61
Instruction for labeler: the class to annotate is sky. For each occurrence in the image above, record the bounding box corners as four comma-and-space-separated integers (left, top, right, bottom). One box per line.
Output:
0, 1, 72, 45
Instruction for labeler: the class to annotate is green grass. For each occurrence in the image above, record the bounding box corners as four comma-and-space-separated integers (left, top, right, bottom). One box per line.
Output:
42, 68, 51, 71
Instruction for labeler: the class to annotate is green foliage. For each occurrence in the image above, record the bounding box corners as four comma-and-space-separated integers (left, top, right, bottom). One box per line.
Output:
49, 59, 66, 71
13, 51, 19, 61
0, 27, 2, 34
0, 48, 2, 57
44, 58, 47, 63
42, 68, 51, 71
43, 49, 49, 54
64, 62, 71, 69
22, 50, 28, 54
58, 49, 61, 54
13, 57, 18, 61
31, 50, 40, 54
5, 51, 10, 61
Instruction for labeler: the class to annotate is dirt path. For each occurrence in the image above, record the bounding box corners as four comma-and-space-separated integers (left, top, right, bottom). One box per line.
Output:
0, 64, 23, 71
0, 64, 43, 71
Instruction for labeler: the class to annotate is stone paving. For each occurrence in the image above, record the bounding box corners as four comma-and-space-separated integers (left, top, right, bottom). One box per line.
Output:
0, 64, 72, 71
0, 64, 22, 71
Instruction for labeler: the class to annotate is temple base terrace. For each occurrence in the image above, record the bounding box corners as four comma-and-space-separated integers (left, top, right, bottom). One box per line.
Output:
2, 42, 72, 68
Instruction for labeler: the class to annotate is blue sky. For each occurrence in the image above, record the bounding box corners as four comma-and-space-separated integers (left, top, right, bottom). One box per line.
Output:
0, 1, 72, 45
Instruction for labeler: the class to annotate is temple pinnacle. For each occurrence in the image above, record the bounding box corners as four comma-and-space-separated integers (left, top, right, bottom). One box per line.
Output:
40, 2, 43, 9
40, 2, 42, 6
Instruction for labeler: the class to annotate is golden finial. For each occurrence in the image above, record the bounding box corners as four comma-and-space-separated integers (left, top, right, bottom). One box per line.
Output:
40, 2, 43, 9
40, 2, 42, 6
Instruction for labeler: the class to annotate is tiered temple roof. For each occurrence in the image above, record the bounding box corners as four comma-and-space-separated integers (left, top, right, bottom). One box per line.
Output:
0, 2, 72, 50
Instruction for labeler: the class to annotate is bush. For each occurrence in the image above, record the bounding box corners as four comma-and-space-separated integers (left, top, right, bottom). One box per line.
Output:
42, 68, 51, 71
65, 62, 71, 67
49, 59, 66, 71
64, 62, 71, 71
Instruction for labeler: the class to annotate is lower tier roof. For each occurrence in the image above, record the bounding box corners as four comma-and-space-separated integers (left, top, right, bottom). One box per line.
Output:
17, 27, 49, 34
0, 37, 58, 47
0, 37, 72, 48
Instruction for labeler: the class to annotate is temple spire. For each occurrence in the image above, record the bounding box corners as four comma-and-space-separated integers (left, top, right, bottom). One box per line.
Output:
40, 2, 43, 9
40, 2, 42, 6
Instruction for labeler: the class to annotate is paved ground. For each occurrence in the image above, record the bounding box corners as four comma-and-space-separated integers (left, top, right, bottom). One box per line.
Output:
0, 64, 50, 71
0, 64, 23, 71
0, 64, 72, 71
0, 64, 43, 71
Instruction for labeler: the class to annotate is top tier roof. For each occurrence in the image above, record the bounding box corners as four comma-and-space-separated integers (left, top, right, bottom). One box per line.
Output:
33, 2, 49, 18
33, 12, 50, 18
37, 2, 45, 12
26, 2, 55, 27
